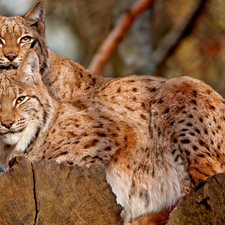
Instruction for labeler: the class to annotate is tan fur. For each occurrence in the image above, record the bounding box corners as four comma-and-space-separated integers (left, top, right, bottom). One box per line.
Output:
0, 0, 107, 101
1, 49, 225, 224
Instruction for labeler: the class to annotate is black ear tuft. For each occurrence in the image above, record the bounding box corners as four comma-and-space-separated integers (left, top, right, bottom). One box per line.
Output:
29, 38, 39, 49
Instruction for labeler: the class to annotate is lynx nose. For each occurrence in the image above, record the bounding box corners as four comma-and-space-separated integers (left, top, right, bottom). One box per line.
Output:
1, 120, 15, 129
5, 52, 17, 62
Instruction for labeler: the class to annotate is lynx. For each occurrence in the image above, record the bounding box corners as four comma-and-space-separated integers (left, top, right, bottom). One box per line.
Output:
0, 0, 107, 101
1, 49, 225, 224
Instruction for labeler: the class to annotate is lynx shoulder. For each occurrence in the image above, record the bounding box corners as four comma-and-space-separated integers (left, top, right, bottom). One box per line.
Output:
0, 0, 107, 100
1, 49, 225, 225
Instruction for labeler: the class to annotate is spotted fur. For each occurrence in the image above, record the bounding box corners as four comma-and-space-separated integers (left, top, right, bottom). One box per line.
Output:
1, 50, 225, 225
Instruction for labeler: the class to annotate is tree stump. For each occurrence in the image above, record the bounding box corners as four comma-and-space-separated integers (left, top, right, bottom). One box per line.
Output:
167, 172, 225, 225
0, 156, 123, 225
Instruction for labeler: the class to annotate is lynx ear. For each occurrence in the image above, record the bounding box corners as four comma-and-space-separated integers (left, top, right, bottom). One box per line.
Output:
17, 49, 42, 85
24, 0, 45, 24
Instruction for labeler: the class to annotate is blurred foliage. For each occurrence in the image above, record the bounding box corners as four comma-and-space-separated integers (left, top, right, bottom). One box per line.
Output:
152, 0, 225, 96
1, 0, 225, 96
44, 0, 115, 67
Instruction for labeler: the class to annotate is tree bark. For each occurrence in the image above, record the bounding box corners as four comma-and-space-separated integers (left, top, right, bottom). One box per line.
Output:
0, 156, 123, 225
167, 172, 225, 225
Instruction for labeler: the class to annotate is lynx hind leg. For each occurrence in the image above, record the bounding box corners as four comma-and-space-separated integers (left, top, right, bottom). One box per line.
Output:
106, 149, 181, 223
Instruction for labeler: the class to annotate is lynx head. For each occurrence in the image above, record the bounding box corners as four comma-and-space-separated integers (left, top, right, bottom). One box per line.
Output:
0, 49, 54, 169
0, 0, 49, 76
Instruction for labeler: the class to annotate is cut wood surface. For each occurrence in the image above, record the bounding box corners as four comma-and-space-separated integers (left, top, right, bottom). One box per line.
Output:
167, 172, 225, 225
0, 156, 123, 225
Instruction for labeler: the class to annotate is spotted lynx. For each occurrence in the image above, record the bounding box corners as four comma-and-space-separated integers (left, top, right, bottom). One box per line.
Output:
0, 0, 107, 101
1, 49, 225, 225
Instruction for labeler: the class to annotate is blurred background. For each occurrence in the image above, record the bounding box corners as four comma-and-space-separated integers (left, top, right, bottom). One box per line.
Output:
0, 0, 225, 97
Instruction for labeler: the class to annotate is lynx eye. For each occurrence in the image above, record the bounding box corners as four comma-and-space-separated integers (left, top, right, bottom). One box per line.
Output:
20, 36, 32, 43
16, 96, 26, 105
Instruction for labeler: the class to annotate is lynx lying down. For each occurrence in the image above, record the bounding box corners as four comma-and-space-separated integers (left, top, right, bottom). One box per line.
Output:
1, 49, 225, 224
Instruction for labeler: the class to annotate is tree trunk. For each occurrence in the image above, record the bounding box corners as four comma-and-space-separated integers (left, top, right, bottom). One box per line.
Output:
167, 172, 225, 225
0, 156, 123, 225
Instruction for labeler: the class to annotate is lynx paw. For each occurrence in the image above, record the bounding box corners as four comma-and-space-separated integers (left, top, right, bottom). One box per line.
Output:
125, 208, 172, 225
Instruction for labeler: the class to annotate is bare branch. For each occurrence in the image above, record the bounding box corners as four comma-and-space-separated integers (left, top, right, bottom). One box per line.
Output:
88, 0, 156, 75
150, 0, 209, 70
